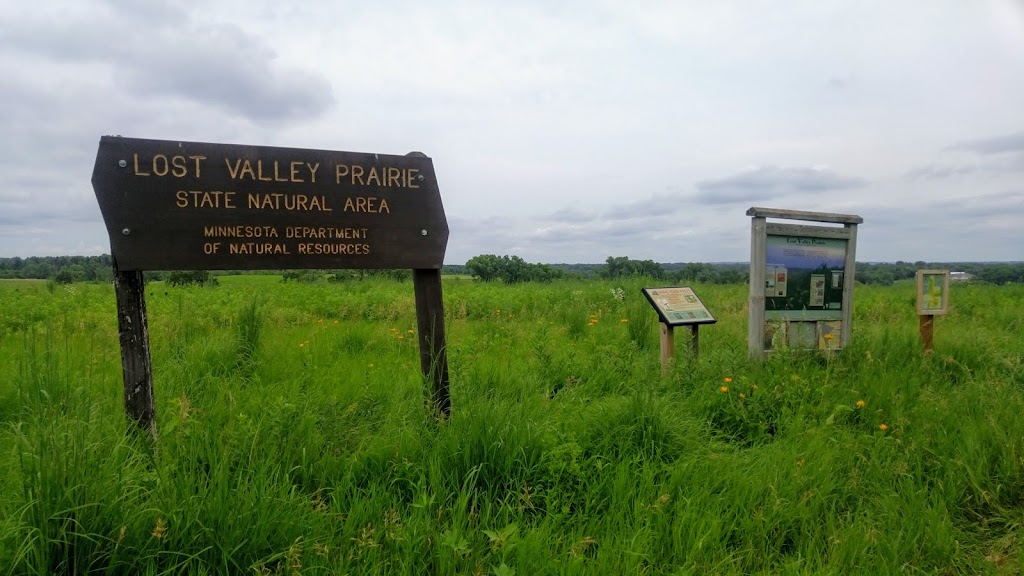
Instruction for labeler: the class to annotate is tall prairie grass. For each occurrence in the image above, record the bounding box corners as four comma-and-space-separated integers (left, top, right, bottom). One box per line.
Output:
0, 276, 1022, 574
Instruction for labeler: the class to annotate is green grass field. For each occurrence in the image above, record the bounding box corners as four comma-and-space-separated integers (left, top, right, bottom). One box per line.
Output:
1, 276, 1023, 574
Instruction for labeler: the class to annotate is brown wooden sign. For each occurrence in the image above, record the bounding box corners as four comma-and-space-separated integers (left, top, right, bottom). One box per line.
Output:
92, 136, 452, 435
91, 136, 448, 271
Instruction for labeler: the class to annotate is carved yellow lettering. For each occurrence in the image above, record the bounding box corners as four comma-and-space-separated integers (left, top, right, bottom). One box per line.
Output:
189, 155, 206, 177
133, 153, 150, 176
176, 190, 188, 207
408, 169, 420, 189
152, 154, 169, 176
290, 161, 303, 182
273, 161, 288, 182
336, 164, 349, 184
351, 165, 365, 185
257, 160, 272, 181
240, 160, 256, 180
171, 155, 188, 177
366, 167, 381, 186
308, 162, 319, 183
226, 158, 242, 179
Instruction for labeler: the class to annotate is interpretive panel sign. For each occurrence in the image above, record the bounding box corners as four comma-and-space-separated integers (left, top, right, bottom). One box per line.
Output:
916, 269, 950, 315
642, 286, 717, 326
91, 136, 449, 271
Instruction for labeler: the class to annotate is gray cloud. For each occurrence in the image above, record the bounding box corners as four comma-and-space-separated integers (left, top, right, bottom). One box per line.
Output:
1, 1, 334, 124
951, 131, 1024, 155
695, 166, 867, 205
538, 208, 597, 223
904, 163, 979, 181
602, 193, 691, 220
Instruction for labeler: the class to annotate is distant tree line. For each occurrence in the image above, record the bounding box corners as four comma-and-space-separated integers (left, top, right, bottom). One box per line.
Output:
857, 261, 1024, 286
0, 255, 113, 283
2, 255, 1022, 286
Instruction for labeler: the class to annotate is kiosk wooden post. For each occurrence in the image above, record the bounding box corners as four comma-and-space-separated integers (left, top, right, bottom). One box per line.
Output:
92, 137, 452, 434
643, 287, 716, 377
916, 270, 949, 353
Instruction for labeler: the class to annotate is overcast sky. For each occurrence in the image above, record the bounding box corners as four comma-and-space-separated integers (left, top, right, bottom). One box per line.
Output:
2, 0, 1023, 264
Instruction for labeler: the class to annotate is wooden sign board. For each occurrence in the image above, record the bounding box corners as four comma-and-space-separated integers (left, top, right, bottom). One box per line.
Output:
916, 269, 950, 315
91, 136, 448, 271
641, 286, 717, 326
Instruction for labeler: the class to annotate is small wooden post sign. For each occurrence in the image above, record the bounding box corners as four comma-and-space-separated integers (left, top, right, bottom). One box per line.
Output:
916, 269, 949, 352
641, 286, 716, 375
92, 136, 452, 434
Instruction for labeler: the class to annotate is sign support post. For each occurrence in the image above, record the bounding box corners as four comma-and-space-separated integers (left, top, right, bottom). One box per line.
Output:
659, 323, 675, 377
413, 268, 450, 416
112, 263, 156, 436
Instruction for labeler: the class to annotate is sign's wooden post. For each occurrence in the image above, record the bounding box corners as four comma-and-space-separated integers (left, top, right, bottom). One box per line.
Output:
919, 316, 935, 352
112, 263, 156, 436
659, 322, 675, 377
689, 324, 700, 357
915, 269, 949, 353
92, 136, 451, 434
413, 268, 450, 416
642, 286, 716, 377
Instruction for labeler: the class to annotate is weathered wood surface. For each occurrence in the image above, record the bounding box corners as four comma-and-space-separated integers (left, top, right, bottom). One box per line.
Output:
765, 222, 852, 240
112, 264, 156, 436
920, 315, 935, 352
91, 137, 449, 271
841, 222, 858, 347
748, 216, 767, 358
747, 206, 863, 225
413, 268, 450, 417
659, 322, 675, 377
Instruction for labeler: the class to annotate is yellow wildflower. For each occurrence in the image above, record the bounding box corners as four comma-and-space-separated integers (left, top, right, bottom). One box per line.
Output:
879, 423, 888, 431
720, 386, 728, 393
856, 400, 865, 408
724, 377, 732, 383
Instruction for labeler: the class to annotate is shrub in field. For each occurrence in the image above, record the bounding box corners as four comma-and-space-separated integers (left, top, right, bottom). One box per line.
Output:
165, 270, 218, 287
